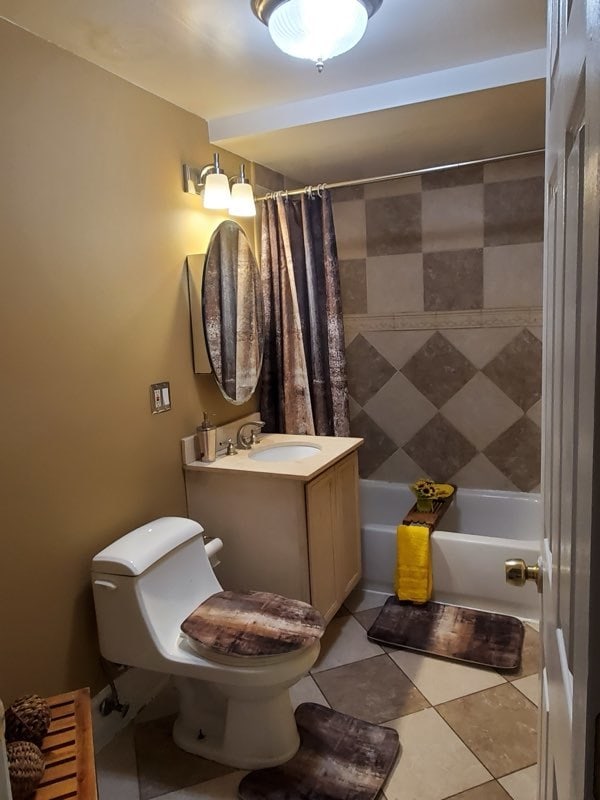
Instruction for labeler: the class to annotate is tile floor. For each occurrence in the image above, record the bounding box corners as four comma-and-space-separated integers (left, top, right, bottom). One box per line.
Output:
96, 596, 540, 800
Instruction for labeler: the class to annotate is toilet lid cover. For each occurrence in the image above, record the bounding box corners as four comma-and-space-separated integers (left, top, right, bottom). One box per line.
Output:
181, 590, 325, 658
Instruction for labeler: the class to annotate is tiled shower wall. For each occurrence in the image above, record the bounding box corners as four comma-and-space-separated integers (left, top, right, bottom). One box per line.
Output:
332, 154, 544, 492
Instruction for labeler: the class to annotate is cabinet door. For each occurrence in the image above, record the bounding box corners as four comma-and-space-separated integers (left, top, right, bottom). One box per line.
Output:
305, 469, 339, 620
333, 452, 361, 599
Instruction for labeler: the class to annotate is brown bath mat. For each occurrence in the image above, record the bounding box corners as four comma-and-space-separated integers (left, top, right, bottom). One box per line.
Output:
238, 703, 399, 800
367, 597, 524, 670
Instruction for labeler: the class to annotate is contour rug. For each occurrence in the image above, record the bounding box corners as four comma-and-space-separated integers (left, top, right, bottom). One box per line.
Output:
238, 703, 400, 800
367, 597, 524, 670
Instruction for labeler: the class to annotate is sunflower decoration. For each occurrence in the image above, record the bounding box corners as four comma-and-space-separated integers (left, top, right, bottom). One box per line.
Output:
410, 477, 440, 511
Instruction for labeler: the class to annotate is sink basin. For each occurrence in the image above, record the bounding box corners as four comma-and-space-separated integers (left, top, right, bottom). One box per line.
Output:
249, 443, 322, 462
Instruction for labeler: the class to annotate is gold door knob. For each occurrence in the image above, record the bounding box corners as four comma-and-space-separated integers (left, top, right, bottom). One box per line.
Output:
505, 558, 542, 592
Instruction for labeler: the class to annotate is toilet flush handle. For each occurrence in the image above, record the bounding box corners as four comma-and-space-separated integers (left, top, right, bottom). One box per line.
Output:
94, 579, 118, 590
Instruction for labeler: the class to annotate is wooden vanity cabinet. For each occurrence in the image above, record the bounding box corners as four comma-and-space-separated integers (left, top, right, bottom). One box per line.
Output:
305, 453, 361, 620
184, 451, 361, 623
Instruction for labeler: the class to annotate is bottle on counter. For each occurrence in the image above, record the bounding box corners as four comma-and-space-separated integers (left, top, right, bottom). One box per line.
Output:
196, 412, 217, 463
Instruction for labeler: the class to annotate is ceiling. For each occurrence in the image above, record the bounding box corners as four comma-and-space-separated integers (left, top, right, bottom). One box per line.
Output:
0, 0, 547, 183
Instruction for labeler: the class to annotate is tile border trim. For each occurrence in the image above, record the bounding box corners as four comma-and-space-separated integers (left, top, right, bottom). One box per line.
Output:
344, 307, 543, 334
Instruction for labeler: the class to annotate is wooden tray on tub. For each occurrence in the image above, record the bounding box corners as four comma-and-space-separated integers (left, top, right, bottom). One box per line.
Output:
402, 484, 457, 531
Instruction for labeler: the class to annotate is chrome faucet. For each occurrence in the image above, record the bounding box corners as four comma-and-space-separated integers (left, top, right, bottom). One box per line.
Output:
237, 420, 266, 450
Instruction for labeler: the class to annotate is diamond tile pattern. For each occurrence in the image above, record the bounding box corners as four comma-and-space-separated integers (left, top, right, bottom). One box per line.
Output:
442, 328, 524, 369
441, 373, 523, 450
402, 332, 477, 408
350, 410, 398, 477
313, 653, 429, 724
483, 329, 542, 411
364, 371, 437, 446
451, 454, 518, 492
363, 330, 432, 369
370, 447, 424, 484
346, 334, 396, 406
436, 683, 537, 778
404, 414, 477, 482
345, 326, 542, 488
484, 417, 542, 492
386, 708, 494, 800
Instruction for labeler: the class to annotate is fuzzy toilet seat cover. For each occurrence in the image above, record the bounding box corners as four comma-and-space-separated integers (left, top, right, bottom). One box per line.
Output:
181, 590, 325, 658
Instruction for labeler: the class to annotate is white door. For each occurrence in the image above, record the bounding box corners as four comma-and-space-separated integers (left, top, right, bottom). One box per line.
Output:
538, 0, 600, 796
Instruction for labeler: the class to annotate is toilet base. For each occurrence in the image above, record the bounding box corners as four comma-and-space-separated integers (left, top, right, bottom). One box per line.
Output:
172, 676, 301, 769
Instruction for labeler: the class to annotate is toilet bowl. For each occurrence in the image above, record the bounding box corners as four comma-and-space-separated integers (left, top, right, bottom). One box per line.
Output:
91, 517, 323, 769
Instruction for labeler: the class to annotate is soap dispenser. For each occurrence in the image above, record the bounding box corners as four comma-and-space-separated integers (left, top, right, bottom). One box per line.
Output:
196, 412, 217, 463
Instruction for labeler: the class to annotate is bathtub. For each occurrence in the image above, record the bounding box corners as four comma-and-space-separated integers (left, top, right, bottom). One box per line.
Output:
359, 480, 542, 621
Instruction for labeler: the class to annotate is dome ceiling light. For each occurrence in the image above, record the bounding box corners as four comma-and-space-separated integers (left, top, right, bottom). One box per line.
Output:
251, 0, 383, 73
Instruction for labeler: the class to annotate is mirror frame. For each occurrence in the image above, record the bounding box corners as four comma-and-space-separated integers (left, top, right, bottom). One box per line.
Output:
186, 222, 264, 404
187, 253, 211, 374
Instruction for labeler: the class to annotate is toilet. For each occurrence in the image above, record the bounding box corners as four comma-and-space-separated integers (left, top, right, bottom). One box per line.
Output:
91, 517, 324, 769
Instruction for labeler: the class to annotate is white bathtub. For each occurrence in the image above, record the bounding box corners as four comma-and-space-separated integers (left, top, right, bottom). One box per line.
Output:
359, 480, 542, 620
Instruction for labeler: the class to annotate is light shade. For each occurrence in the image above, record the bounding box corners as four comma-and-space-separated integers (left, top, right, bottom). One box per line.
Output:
230, 182, 257, 217
268, 0, 369, 65
203, 172, 231, 210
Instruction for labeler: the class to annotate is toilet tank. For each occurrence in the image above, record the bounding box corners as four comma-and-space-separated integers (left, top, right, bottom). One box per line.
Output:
92, 517, 222, 668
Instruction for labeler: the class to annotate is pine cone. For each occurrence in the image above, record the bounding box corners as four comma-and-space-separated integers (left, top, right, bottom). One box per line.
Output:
5, 695, 51, 746
7, 740, 45, 799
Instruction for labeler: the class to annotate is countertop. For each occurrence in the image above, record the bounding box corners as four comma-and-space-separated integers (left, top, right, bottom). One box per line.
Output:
181, 432, 363, 482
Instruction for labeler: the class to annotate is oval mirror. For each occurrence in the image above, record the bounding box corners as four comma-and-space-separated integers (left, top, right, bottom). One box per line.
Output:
202, 221, 264, 404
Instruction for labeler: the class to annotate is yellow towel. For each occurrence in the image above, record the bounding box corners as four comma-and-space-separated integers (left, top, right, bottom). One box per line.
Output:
395, 524, 432, 604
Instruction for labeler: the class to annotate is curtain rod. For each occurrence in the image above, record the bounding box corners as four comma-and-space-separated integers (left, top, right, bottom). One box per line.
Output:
255, 148, 545, 201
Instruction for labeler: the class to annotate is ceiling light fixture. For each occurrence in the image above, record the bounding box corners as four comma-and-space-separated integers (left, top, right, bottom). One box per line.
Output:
251, 0, 383, 72
183, 154, 256, 217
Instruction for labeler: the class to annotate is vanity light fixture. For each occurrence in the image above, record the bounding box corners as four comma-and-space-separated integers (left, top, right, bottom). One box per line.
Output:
183, 154, 256, 217
251, 0, 383, 72
229, 164, 257, 218
203, 153, 231, 210
183, 153, 231, 210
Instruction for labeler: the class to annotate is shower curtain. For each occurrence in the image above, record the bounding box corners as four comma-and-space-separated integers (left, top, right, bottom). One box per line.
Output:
260, 190, 350, 437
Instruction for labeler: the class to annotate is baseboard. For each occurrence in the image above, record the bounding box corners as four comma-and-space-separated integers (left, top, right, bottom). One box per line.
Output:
92, 668, 169, 753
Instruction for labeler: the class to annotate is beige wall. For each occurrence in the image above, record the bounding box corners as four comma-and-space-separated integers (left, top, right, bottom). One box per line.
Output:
0, 20, 257, 702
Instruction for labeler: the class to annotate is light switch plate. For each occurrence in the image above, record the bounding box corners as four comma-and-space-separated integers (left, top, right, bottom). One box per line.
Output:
150, 382, 171, 414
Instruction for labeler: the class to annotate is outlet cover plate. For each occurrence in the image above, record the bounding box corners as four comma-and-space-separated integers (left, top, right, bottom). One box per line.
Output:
150, 382, 171, 414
